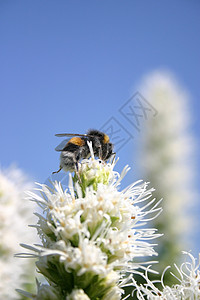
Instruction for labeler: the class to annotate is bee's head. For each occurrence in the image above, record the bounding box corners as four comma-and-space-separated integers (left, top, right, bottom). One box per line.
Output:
87, 130, 109, 143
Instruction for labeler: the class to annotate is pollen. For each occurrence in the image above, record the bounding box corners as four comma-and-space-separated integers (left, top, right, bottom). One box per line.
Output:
69, 137, 85, 146
60, 220, 65, 227
103, 134, 109, 144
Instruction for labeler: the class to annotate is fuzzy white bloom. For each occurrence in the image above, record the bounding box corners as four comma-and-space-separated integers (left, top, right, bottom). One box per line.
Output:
136, 252, 200, 299
0, 166, 37, 299
17, 156, 162, 299
138, 71, 196, 272
67, 289, 90, 300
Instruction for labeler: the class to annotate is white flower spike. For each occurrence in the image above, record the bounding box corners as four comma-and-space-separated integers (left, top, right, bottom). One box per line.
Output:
17, 155, 162, 299
0, 166, 36, 299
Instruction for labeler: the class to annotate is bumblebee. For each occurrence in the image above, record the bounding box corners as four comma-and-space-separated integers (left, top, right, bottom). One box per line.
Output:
53, 129, 114, 174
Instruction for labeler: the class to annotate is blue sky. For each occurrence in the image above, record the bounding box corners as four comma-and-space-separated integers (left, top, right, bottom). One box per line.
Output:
1, 1, 200, 252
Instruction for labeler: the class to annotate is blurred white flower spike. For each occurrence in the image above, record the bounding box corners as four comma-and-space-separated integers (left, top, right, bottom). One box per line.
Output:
17, 154, 162, 299
137, 71, 196, 279
0, 166, 36, 299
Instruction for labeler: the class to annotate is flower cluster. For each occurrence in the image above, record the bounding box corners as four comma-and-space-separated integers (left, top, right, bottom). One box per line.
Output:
17, 152, 161, 299
136, 252, 200, 299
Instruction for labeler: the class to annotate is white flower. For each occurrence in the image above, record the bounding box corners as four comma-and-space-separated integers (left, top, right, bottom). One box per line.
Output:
0, 166, 36, 299
136, 252, 200, 300
18, 157, 161, 299
66, 289, 90, 300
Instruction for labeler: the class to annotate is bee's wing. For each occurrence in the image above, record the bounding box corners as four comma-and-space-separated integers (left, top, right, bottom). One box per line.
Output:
55, 139, 70, 151
55, 133, 88, 137
54, 133, 95, 151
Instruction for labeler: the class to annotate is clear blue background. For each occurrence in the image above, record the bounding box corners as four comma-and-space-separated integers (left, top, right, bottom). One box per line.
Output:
1, 0, 200, 253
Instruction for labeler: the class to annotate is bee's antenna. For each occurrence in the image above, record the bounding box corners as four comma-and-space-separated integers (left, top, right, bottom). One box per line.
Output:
55, 133, 89, 137
52, 167, 62, 174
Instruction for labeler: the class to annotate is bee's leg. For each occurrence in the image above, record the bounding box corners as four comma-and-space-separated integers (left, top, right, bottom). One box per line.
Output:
75, 162, 82, 184
98, 146, 103, 160
111, 152, 116, 164
52, 167, 62, 174
92, 137, 102, 160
